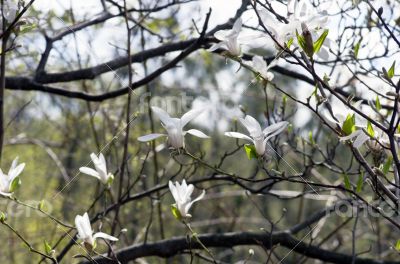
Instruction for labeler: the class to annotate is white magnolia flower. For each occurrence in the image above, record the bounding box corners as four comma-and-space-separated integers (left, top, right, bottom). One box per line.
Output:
259, 0, 329, 53
248, 56, 276, 81
138, 107, 209, 149
79, 153, 114, 185
287, 0, 328, 32
341, 126, 397, 150
169, 180, 205, 219
209, 18, 243, 56
259, 10, 296, 48
75, 212, 118, 249
0, 157, 25, 197
2, 0, 18, 22
324, 100, 366, 128
225, 115, 288, 156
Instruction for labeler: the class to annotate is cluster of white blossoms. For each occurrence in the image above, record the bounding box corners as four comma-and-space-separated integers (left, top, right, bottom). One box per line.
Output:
138, 107, 288, 157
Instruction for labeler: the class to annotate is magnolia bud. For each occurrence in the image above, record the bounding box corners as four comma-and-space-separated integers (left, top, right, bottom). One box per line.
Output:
301, 23, 314, 58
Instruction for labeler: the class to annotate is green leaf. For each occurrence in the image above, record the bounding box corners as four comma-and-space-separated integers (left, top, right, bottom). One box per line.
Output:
311, 85, 318, 97
388, 61, 396, 79
9, 176, 21, 193
375, 95, 381, 111
19, 23, 37, 34
354, 40, 361, 59
341, 114, 356, 135
383, 156, 393, 174
296, 30, 306, 53
282, 95, 287, 108
286, 37, 294, 49
171, 204, 182, 221
44, 240, 52, 255
244, 144, 258, 160
0, 212, 5, 223
356, 172, 363, 193
313, 29, 329, 53
367, 121, 375, 137
343, 174, 352, 191
309, 131, 315, 145
395, 239, 400, 251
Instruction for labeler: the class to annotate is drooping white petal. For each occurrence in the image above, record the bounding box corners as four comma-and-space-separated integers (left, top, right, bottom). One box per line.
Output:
339, 130, 362, 142
340, 130, 370, 148
208, 42, 225, 52
224, 132, 253, 142
137, 133, 166, 142
214, 30, 231, 40
186, 129, 209, 138
183, 189, 205, 217
191, 189, 205, 204
93, 232, 119, 241
0, 190, 12, 196
353, 131, 370, 148
181, 108, 205, 128
79, 167, 101, 180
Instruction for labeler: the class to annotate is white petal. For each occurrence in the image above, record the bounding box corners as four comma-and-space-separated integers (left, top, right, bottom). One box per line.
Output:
214, 30, 230, 40
184, 189, 205, 216
240, 115, 262, 137
224, 132, 252, 142
317, 47, 329, 60
137, 133, 166, 142
79, 167, 101, 180
339, 130, 362, 142
92, 153, 107, 175
8, 163, 25, 181
98, 153, 106, 168
75, 215, 86, 239
180, 108, 205, 128
232, 18, 242, 33
10, 157, 19, 171
192, 189, 205, 203
0, 191, 12, 197
93, 232, 119, 241
151, 107, 172, 126
208, 42, 225, 52
169, 181, 179, 203
353, 131, 370, 148
252, 56, 267, 71
185, 129, 209, 138
263, 121, 288, 136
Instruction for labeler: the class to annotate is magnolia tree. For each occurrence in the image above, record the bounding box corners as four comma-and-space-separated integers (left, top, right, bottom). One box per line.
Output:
1, 0, 400, 263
